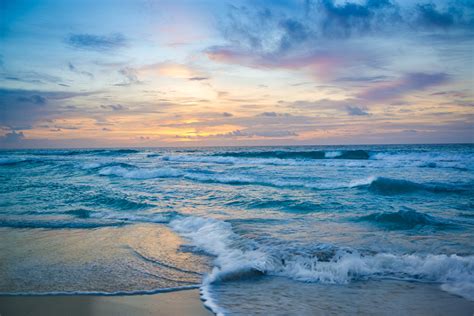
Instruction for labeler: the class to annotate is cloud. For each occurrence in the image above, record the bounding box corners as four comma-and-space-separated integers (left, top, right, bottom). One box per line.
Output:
17, 94, 47, 105
415, 3, 457, 28
68, 62, 94, 78
1, 71, 64, 85
115, 67, 142, 86
0, 130, 25, 146
66, 33, 127, 51
0, 88, 97, 128
358, 72, 450, 101
206, 44, 357, 76
200, 129, 299, 139
257, 112, 292, 117
334, 75, 389, 83
100, 104, 127, 111
206, 1, 473, 74
188, 77, 209, 81
346, 105, 369, 116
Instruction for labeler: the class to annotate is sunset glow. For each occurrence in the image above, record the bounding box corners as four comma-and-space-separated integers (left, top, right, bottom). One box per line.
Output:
1, 0, 473, 148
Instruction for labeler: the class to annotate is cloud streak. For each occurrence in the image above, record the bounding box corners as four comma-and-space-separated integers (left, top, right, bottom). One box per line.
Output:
359, 72, 450, 101
66, 33, 127, 51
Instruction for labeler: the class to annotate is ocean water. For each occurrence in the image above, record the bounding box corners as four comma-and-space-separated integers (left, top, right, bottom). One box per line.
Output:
1, 144, 473, 315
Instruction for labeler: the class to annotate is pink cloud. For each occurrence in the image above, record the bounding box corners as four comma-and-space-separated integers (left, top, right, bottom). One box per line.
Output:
358, 72, 450, 101
207, 45, 345, 77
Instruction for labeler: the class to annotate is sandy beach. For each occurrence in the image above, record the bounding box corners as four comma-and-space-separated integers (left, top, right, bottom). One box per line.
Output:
0, 289, 212, 316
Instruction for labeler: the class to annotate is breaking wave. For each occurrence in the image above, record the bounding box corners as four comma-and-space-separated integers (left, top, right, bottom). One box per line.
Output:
169, 215, 474, 314
96, 165, 469, 196
98, 166, 183, 179
215, 150, 370, 160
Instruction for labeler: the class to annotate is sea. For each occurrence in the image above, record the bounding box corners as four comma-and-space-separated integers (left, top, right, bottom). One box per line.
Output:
1, 144, 473, 315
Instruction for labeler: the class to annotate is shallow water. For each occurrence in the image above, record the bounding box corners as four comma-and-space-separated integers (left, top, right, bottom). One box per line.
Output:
0, 144, 473, 314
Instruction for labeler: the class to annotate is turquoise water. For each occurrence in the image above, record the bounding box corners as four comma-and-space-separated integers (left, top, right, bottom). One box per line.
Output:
1, 145, 473, 314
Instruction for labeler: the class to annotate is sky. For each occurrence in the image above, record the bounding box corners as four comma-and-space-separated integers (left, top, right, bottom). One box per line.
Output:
0, 0, 473, 148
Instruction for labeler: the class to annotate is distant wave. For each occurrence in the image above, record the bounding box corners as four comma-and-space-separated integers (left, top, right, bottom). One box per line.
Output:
0, 158, 30, 166
160, 149, 473, 170
162, 155, 300, 166
97, 165, 346, 190
169, 215, 474, 312
215, 150, 370, 160
27, 149, 140, 156
96, 165, 468, 196
97, 149, 140, 156
352, 176, 467, 195
358, 209, 450, 229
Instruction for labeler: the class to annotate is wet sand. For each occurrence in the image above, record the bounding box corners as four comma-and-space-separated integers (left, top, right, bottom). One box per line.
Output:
0, 289, 212, 316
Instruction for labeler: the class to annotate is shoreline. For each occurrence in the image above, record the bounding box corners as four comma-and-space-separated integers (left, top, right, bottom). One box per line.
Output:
0, 289, 212, 316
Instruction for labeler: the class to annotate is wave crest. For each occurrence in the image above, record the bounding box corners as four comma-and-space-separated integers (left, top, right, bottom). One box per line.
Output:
215, 150, 370, 160
358, 209, 449, 229
170, 216, 474, 304
352, 176, 467, 195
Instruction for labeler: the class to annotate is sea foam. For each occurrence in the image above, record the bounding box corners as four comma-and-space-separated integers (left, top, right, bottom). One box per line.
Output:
170, 216, 474, 305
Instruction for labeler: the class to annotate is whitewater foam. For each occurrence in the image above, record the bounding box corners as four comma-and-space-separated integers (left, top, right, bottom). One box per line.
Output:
170, 216, 474, 302
99, 166, 183, 179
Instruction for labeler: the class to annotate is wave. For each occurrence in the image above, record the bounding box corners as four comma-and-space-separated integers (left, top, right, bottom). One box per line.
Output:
0, 158, 40, 166
0, 211, 176, 230
352, 176, 467, 195
65, 208, 92, 218
82, 193, 155, 211
27, 149, 140, 156
0, 218, 127, 229
372, 151, 473, 170
169, 215, 474, 311
99, 166, 183, 179
96, 165, 468, 196
80, 161, 136, 170
159, 148, 474, 170
97, 149, 140, 156
96, 165, 347, 190
0, 158, 27, 166
226, 199, 323, 213
163, 155, 299, 166
215, 150, 370, 160
358, 209, 450, 229
90, 211, 175, 224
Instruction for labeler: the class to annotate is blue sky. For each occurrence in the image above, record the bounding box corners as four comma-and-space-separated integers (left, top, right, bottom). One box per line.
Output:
0, 0, 473, 148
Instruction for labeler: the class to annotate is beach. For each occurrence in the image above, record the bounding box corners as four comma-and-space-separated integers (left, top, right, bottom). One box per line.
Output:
0, 290, 212, 316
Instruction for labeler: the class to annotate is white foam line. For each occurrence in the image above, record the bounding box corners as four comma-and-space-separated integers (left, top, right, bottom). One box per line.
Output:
0, 285, 199, 297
